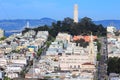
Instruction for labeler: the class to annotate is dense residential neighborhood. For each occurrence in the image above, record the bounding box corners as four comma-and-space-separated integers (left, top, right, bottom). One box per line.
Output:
107, 26, 120, 80
0, 30, 49, 79
0, 24, 120, 80
0, 30, 99, 80
0, 14, 120, 80
1, 25, 120, 80
0, 1, 120, 80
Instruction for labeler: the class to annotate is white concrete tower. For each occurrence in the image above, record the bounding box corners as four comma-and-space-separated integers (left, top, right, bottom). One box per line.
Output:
74, 4, 78, 23
26, 21, 30, 28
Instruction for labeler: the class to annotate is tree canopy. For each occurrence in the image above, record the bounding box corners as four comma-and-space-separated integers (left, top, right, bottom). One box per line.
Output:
0, 36, 6, 41
22, 17, 106, 37
107, 57, 120, 75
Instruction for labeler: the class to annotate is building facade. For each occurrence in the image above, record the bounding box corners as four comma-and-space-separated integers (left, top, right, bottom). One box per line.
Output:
0, 29, 4, 38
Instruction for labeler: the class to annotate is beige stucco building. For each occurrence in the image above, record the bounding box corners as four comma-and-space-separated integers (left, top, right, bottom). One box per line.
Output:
59, 35, 97, 79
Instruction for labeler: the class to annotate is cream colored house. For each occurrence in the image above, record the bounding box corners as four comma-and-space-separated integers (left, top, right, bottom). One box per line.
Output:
107, 26, 116, 33
0, 58, 7, 67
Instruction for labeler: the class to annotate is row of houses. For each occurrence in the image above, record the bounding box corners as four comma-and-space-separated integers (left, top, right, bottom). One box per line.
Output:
107, 26, 120, 80
107, 26, 120, 58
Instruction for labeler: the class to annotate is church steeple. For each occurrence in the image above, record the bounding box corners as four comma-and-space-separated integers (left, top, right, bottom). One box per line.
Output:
90, 32, 93, 43
89, 32, 95, 64
90, 32, 94, 54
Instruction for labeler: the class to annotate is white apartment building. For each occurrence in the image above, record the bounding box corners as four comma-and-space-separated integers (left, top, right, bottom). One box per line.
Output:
0, 29, 4, 38
107, 36, 120, 58
56, 33, 71, 42
0, 58, 7, 67
107, 26, 116, 33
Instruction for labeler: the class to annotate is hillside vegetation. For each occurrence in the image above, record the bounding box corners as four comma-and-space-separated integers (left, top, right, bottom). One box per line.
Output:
22, 17, 106, 37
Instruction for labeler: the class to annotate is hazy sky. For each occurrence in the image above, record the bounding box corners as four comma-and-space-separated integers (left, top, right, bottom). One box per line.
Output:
0, 0, 120, 20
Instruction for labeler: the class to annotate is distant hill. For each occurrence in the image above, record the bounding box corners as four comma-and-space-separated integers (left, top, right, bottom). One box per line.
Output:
0, 18, 56, 31
0, 18, 120, 34
94, 20, 120, 29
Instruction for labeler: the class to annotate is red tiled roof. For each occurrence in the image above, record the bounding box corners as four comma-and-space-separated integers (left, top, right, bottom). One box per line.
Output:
73, 35, 97, 42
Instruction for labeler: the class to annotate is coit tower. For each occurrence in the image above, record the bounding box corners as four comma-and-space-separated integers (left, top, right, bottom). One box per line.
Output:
74, 4, 78, 23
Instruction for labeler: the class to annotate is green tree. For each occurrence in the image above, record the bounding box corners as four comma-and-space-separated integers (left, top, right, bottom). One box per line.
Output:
97, 53, 101, 61
107, 57, 120, 74
37, 48, 43, 56
46, 41, 51, 47
117, 58, 120, 73
0, 36, 6, 41
12, 50, 20, 53
96, 41, 101, 52
4, 76, 11, 80
75, 39, 88, 48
